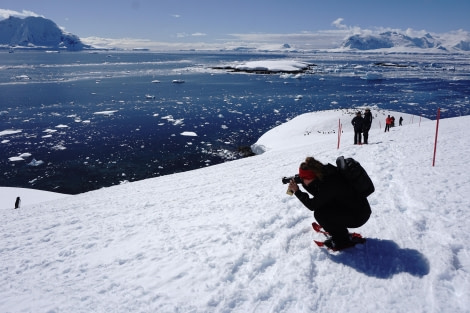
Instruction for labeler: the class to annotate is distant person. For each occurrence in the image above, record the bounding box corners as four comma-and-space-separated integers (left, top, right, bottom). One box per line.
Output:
288, 156, 371, 250
391, 116, 395, 127
14, 197, 21, 209
385, 115, 392, 132
351, 111, 364, 145
399, 116, 403, 126
363, 108, 373, 144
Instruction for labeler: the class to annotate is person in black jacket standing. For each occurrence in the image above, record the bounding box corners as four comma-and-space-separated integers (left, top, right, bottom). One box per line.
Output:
288, 157, 371, 250
351, 111, 364, 145
363, 108, 373, 144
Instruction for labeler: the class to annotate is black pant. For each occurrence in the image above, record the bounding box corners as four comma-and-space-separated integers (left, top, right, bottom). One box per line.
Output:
363, 129, 369, 144
354, 130, 362, 144
314, 198, 371, 243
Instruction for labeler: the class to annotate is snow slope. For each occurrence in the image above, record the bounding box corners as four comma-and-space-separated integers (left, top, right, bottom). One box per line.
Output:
1, 108, 469, 313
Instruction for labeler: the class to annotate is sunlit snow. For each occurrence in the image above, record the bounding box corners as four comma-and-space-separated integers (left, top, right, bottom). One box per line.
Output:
1, 108, 469, 313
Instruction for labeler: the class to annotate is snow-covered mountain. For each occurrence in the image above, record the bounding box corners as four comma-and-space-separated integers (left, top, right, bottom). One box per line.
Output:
341, 31, 470, 52
0, 16, 90, 50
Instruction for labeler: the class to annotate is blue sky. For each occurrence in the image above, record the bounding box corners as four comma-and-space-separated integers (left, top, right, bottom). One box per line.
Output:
1, 0, 470, 50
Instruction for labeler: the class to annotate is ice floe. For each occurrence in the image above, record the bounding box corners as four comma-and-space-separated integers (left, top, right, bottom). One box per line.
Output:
0, 129, 22, 136
93, 110, 118, 116
28, 159, 44, 166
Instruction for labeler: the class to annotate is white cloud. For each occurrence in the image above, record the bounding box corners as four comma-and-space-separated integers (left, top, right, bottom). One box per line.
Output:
332, 18, 347, 29
0, 9, 42, 20
192, 32, 207, 37
171, 14, 181, 18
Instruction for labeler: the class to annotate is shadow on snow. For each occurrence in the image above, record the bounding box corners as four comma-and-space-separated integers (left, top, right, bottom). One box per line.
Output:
327, 238, 430, 279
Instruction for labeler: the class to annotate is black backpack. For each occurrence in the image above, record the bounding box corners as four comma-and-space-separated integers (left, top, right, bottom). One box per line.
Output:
336, 156, 375, 198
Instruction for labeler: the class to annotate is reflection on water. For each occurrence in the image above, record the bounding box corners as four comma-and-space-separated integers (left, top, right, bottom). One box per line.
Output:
1, 51, 469, 193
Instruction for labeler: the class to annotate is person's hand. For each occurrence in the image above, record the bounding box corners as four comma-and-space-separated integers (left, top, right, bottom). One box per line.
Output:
289, 180, 299, 193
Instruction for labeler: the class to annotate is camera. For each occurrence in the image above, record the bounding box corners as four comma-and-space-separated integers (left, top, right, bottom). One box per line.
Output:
282, 174, 302, 184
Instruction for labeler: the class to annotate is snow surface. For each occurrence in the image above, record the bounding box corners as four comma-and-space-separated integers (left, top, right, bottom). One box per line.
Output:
1, 108, 470, 313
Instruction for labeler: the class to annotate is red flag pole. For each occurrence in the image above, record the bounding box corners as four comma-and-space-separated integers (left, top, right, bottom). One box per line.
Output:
432, 108, 441, 166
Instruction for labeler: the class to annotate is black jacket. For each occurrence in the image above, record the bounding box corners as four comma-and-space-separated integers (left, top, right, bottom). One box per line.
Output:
363, 112, 373, 130
351, 116, 364, 132
294, 164, 365, 215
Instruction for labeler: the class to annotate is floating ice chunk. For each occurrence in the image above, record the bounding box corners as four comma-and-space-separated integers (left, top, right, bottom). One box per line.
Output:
43, 129, 57, 133
15, 75, 31, 80
151, 80, 161, 83
0, 129, 22, 136
360, 72, 383, 80
28, 158, 44, 166
52, 144, 66, 150
19, 153, 32, 158
173, 119, 184, 126
9, 156, 24, 162
181, 131, 197, 137
94, 110, 118, 116
55, 124, 69, 128
1, 140, 10, 143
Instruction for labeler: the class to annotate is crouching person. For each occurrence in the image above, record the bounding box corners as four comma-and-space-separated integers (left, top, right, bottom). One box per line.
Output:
288, 157, 371, 250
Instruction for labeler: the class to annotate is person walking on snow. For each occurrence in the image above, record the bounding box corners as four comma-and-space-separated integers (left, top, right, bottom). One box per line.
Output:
351, 111, 364, 145
288, 157, 371, 250
385, 115, 392, 132
363, 108, 373, 144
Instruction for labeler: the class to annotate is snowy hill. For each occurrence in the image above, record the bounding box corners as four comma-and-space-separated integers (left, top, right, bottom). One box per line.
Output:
0, 16, 89, 50
1, 108, 470, 313
341, 31, 470, 53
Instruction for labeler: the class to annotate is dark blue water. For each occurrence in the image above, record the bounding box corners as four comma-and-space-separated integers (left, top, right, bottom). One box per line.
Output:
1, 51, 469, 194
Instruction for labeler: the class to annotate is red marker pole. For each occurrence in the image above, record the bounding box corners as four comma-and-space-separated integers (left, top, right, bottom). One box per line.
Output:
432, 108, 441, 167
